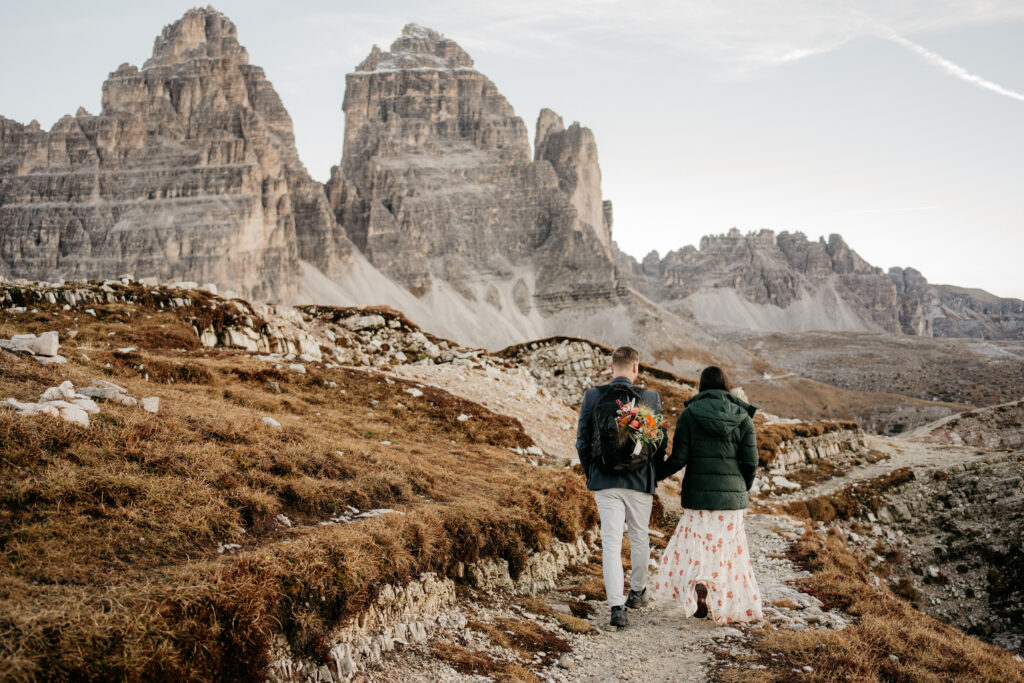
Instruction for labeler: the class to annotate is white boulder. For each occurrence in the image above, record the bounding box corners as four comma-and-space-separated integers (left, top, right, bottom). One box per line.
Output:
55, 402, 90, 427
342, 315, 386, 331
40, 380, 76, 402
72, 398, 100, 414
31, 331, 60, 357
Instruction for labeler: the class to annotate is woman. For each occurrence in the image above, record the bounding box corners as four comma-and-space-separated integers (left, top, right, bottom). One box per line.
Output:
652, 366, 763, 625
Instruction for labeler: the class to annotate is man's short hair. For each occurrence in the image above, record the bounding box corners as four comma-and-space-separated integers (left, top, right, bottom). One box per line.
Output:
611, 346, 640, 369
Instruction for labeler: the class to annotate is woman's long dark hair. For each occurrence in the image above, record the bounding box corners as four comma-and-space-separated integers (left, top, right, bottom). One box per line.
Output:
698, 366, 731, 393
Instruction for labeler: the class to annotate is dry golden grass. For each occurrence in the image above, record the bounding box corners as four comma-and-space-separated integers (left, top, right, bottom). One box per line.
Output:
490, 616, 570, 659
468, 616, 570, 666
430, 641, 540, 681
781, 460, 847, 489
0, 301, 598, 681
517, 596, 554, 617
554, 613, 596, 635
743, 374, 972, 431
719, 528, 1024, 682
569, 577, 607, 602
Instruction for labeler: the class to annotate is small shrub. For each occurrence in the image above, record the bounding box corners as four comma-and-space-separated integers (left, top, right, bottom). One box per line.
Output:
555, 613, 596, 634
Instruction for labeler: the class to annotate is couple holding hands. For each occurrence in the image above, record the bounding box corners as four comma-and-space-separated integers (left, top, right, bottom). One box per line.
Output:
576, 346, 762, 628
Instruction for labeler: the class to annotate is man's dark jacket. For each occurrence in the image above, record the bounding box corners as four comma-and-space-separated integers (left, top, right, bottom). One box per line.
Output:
658, 389, 759, 510
576, 376, 667, 494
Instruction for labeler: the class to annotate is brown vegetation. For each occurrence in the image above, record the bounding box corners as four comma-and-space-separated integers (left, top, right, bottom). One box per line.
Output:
743, 374, 970, 434
429, 642, 540, 681
0, 303, 598, 681
468, 616, 570, 665
554, 613, 596, 635
781, 460, 847, 489
718, 528, 1024, 682
716, 528, 1024, 679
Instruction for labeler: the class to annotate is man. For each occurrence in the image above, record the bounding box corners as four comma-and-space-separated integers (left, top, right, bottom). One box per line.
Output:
576, 346, 667, 628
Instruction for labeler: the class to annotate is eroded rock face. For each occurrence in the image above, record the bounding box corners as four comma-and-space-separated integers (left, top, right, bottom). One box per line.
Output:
0, 7, 347, 301
325, 24, 617, 314
929, 284, 1024, 340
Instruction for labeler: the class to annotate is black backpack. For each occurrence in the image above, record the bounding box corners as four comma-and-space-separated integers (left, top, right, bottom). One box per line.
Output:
590, 383, 659, 475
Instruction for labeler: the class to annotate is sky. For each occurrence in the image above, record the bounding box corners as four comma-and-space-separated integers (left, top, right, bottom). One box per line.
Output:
1, 1, 1022, 298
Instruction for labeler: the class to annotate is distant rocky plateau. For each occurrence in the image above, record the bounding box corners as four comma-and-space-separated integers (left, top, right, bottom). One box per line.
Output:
2, 7, 1021, 379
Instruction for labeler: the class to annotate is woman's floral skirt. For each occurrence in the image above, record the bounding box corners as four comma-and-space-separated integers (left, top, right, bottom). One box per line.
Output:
653, 508, 763, 625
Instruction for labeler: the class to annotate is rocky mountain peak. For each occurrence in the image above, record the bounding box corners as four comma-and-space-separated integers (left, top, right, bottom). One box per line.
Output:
0, 5, 348, 302
824, 233, 877, 274
356, 23, 474, 72
534, 108, 565, 151
144, 6, 248, 69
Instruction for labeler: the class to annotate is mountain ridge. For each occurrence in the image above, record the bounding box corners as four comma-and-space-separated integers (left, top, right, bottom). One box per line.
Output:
617, 228, 1024, 339
1, 7, 1020, 368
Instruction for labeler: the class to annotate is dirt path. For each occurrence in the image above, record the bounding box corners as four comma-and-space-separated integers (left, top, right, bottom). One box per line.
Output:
563, 434, 990, 681
564, 511, 829, 682
771, 433, 989, 505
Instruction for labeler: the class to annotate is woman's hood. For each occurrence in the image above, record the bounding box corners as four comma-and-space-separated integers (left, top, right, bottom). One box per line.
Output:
683, 390, 757, 436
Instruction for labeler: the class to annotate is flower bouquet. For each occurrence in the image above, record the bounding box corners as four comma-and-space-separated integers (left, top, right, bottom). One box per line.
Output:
615, 398, 666, 455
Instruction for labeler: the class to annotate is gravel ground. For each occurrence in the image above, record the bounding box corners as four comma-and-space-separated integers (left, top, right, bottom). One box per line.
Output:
390, 363, 579, 464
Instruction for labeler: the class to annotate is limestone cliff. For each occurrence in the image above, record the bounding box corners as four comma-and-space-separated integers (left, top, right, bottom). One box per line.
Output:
324, 25, 616, 315
0, 7, 348, 300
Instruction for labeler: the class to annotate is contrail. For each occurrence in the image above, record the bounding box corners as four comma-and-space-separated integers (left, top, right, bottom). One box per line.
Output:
837, 206, 942, 215
888, 33, 1024, 103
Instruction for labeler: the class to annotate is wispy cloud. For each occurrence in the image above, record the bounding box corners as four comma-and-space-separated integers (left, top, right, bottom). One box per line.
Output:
835, 206, 943, 215
401, 0, 1024, 73
887, 33, 1024, 103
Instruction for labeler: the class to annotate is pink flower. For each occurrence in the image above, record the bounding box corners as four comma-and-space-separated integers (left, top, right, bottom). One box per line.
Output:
630, 420, 640, 429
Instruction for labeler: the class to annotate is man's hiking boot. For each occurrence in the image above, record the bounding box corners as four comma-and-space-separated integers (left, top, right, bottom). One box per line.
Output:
610, 605, 629, 628
625, 587, 648, 609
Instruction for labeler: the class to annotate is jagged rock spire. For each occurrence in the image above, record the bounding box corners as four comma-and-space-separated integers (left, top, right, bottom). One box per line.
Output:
534, 108, 612, 255
356, 24, 474, 72
144, 6, 248, 69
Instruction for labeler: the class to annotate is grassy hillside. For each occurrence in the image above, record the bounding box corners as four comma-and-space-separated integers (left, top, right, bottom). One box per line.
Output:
0, 302, 596, 680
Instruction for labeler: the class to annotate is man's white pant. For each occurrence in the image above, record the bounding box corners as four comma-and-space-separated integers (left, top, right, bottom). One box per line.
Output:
594, 488, 653, 608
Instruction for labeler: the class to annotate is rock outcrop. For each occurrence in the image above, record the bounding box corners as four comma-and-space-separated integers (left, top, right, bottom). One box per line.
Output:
0, 7, 348, 301
312, 24, 758, 370
534, 108, 613, 259
905, 400, 1024, 450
